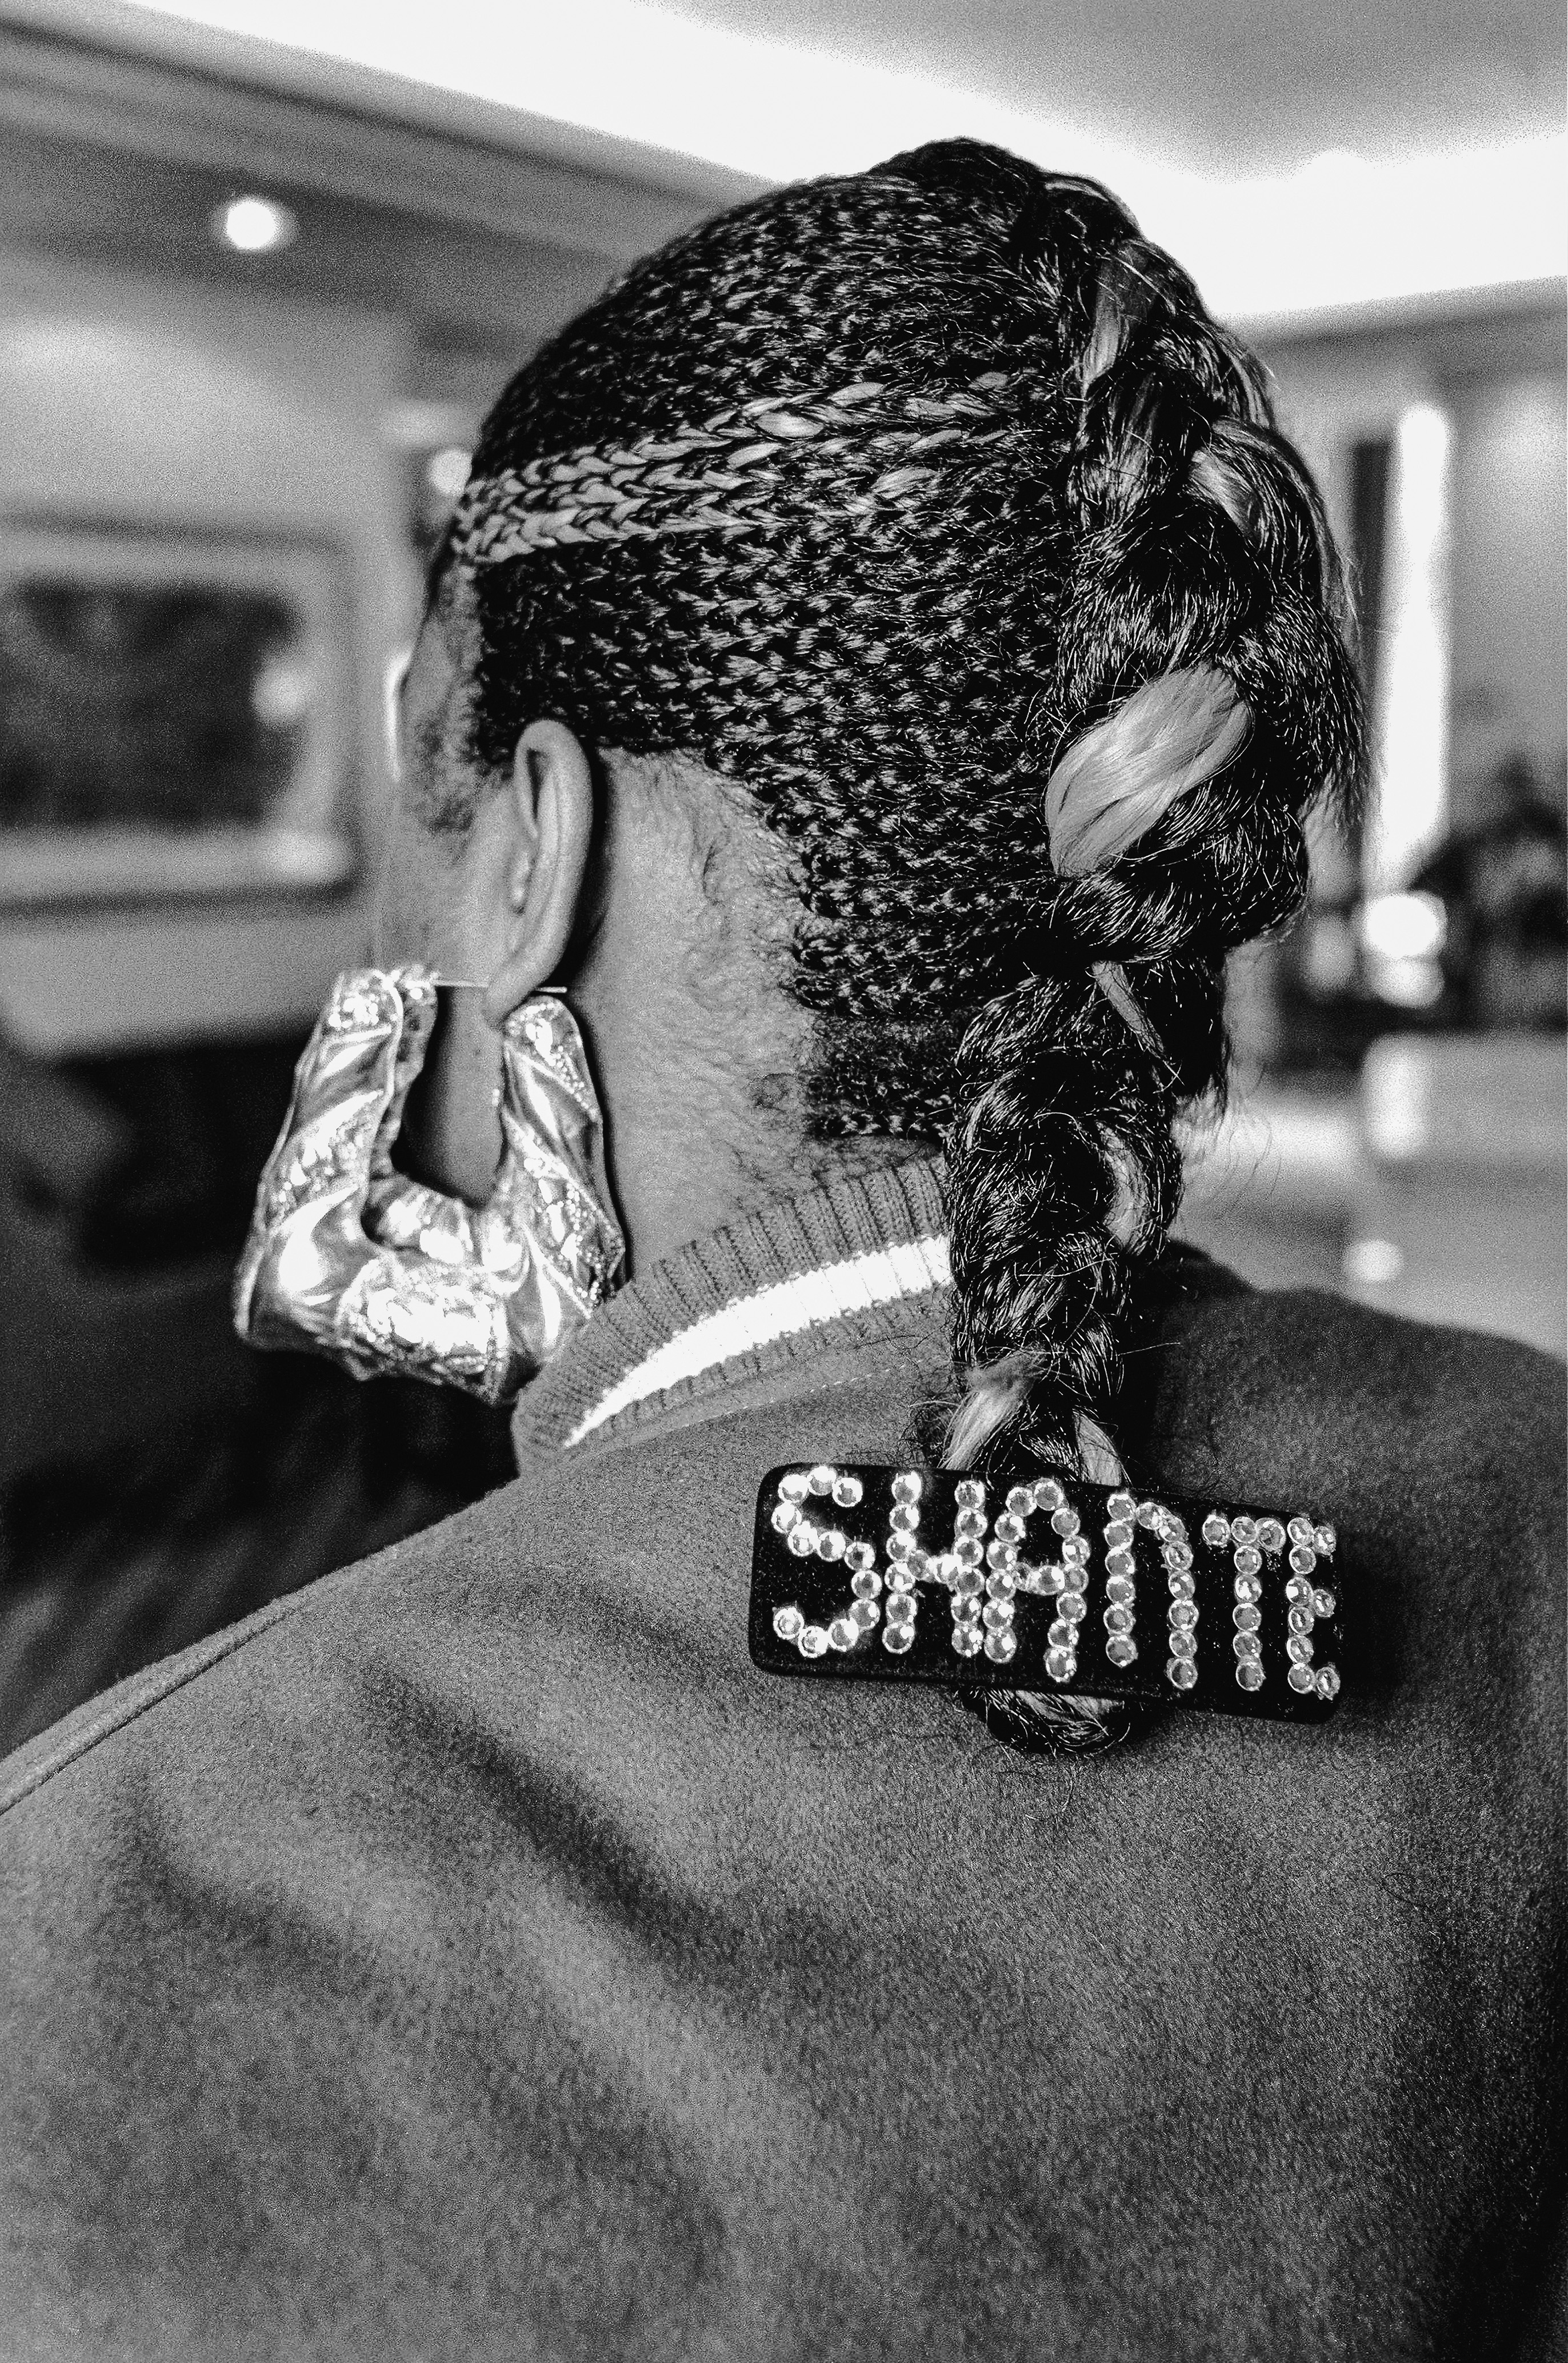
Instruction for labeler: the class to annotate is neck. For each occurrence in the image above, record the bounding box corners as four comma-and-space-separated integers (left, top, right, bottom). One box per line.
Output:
567, 771, 934, 1275
580, 1008, 930, 1277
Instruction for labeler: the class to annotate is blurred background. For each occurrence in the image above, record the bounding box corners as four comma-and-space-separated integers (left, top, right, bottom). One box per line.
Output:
1, 0, 1563, 1749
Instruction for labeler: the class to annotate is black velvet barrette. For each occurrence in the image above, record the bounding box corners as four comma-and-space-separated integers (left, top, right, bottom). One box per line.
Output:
749, 1463, 1345, 1723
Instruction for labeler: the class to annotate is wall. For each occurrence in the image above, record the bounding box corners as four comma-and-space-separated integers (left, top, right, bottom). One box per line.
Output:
0, 17, 750, 1060
1259, 291, 1568, 860
1447, 368, 1567, 803
0, 250, 415, 1053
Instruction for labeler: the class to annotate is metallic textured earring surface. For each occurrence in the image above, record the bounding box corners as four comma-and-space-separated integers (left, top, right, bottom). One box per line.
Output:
233, 967, 625, 1402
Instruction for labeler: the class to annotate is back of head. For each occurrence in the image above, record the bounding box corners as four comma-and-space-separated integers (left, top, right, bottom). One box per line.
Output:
449, 137, 1367, 1746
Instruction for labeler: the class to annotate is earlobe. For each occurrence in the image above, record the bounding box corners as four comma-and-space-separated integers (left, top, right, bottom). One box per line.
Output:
482, 720, 597, 1028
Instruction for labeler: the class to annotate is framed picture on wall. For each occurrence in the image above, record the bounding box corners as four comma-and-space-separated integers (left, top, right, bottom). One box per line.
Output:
0, 520, 357, 908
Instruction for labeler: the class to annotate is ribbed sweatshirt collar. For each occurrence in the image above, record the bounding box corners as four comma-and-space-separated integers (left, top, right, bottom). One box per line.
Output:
511, 1156, 951, 1462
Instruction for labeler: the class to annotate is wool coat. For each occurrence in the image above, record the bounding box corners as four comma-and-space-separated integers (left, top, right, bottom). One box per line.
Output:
1, 1164, 1563, 2361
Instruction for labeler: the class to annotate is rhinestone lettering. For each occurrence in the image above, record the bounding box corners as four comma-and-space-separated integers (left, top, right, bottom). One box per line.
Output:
765, 1469, 1342, 1715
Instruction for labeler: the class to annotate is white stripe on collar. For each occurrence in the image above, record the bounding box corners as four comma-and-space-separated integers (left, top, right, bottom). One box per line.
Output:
564, 1232, 951, 1448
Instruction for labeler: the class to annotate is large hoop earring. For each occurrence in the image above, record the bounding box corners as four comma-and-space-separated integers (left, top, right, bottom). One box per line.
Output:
233, 966, 625, 1402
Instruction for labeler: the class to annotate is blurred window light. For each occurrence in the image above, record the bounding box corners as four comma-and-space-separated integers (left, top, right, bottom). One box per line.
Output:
1342, 1238, 1405, 1289
1365, 403, 1452, 897
131, 3, 1566, 322
250, 653, 314, 729
1356, 899, 1447, 1003
211, 193, 298, 252
1362, 1040, 1431, 1162
1357, 891, 1447, 963
425, 446, 473, 501
1365, 954, 1445, 1009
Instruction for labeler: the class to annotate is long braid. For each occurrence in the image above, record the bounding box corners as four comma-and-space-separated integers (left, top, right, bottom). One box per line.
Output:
934, 192, 1362, 1745
450, 140, 1367, 1754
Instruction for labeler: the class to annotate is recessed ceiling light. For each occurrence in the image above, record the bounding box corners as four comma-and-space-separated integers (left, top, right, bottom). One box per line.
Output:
211, 194, 298, 254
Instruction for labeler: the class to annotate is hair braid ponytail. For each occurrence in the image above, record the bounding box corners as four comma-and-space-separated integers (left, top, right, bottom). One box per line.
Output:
453, 140, 1368, 1755
938, 211, 1365, 1750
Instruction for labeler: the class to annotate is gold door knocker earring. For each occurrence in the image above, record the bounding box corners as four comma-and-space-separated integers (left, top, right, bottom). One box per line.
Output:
233, 966, 625, 1403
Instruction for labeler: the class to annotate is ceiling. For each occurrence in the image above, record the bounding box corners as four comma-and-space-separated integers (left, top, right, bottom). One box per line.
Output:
0, 0, 1561, 357
0, 7, 750, 390
663, 0, 1563, 174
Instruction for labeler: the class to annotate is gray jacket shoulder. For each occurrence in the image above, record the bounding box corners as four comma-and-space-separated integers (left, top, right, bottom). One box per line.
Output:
1140, 1283, 1565, 1744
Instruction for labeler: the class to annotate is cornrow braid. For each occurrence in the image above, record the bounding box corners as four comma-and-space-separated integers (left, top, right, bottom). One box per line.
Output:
455, 139, 1367, 1755
451, 375, 1023, 560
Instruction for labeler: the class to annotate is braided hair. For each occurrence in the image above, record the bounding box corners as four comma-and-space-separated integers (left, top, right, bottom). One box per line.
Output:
451, 140, 1367, 1753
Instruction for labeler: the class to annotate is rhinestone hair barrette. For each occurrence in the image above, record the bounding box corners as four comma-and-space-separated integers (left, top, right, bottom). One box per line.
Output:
750, 1464, 1344, 1724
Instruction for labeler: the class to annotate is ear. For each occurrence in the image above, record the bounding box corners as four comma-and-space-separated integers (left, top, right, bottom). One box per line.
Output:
480, 719, 597, 1029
